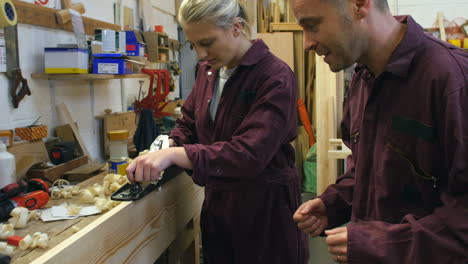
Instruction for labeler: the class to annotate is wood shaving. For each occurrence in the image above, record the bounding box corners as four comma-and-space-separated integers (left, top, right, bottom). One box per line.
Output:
71, 226, 81, 233
66, 203, 82, 216
9, 207, 29, 229
19, 235, 32, 250
0, 242, 15, 255
0, 224, 14, 239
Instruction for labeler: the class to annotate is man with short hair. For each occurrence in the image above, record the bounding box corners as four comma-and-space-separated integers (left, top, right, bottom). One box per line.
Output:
292, 0, 468, 263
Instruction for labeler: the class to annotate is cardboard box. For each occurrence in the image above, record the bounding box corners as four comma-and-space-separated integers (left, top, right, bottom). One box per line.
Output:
15, 125, 48, 141
0, 130, 13, 147
45, 48, 89, 74
125, 30, 145, 56
93, 53, 133, 75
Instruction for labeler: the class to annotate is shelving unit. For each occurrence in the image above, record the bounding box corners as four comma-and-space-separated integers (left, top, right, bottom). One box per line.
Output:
31, 73, 149, 80
143, 32, 171, 63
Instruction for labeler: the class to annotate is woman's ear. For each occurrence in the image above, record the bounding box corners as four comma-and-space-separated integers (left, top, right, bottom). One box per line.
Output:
232, 18, 244, 37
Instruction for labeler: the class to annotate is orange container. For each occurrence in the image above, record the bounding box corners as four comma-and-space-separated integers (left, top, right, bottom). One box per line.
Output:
15, 125, 48, 141
155, 25, 164, 33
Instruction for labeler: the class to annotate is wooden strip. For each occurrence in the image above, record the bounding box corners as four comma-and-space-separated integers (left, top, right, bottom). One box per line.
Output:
328, 150, 352, 160
13, 0, 121, 35
58, 104, 91, 159
270, 22, 302, 31
437, 12, 446, 42
316, 55, 340, 194
27, 173, 204, 264
31, 73, 149, 80
27, 155, 89, 182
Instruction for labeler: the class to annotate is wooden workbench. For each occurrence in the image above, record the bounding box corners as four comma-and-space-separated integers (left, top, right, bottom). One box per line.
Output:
11, 168, 204, 264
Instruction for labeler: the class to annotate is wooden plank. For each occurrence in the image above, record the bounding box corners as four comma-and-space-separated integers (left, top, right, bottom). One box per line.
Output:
27, 155, 89, 182
257, 32, 295, 71
13, 0, 121, 35
61, 0, 72, 9
23, 172, 204, 264
55, 124, 75, 142
270, 22, 303, 31
11, 170, 109, 262
437, 12, 447, 42
316, 55, 341, 194
96, 112, 137, 157
58, 104, 91, 159
8, 140, 50, 181
294, 32, 305, 101
30, 73, 149, 81
168, 216, 201, 264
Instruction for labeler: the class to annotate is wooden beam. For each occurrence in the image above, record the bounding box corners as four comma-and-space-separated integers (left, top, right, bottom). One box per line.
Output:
316, 55, 344, 194
13, 0, 121, 35
58, 103, 91, 159
437, 12, 447, 42
271, 22, 303, 31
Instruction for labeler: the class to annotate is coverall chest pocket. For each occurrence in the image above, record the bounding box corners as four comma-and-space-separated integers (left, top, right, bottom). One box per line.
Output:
384, 116, 442, 208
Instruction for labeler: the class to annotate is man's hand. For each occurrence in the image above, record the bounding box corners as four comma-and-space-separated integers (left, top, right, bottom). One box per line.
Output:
325, 227, 348, 263
293, 198, 328, 237
126, 148, 175, 183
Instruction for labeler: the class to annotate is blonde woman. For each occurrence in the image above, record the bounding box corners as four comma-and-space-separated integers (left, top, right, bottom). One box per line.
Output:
127, 0, 308, 262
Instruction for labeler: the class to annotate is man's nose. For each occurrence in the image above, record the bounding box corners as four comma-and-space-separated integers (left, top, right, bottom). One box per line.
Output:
303, 31, 318, 52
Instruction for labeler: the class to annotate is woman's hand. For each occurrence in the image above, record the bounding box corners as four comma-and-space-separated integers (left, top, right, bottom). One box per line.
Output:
126, 148, 175, 183
126, 147, 193, 183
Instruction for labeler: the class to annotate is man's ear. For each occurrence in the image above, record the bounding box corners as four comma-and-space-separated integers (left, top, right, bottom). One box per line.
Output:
351, 0, 370, 19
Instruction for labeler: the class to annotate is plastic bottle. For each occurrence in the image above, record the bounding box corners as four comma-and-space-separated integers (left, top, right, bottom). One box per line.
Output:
0, 142, 16, 189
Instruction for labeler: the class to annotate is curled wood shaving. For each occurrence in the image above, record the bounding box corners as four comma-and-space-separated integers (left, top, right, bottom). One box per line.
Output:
66, 203, 82, 216
9, 207, 29, 229
19, 235, 32, 250
0, 224, 14, 239
0, 242, 15, 255
71, 226, 81, 233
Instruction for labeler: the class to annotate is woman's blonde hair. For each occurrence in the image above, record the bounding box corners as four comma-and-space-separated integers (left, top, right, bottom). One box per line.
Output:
178, 0, 251, 38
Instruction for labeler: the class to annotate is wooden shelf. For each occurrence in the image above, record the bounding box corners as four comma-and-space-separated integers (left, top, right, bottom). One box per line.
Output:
156, 60, 170, 63
159, 47, 170, 50
31, 73, 149, 80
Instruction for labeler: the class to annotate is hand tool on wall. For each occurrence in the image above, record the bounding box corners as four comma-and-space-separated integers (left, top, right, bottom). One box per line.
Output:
134, 69, 172, 118
111, 135, 170, 201
1, 0, 30, 108
5, 24, 31, 108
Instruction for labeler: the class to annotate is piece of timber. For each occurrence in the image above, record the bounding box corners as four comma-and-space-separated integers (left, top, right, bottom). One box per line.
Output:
270, 22, 303, 31
13, 168, 203, 263
31, 73, 149, 80
13, 0, 121, 35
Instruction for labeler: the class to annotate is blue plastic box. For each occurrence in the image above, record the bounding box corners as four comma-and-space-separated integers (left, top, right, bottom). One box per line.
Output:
125, 30, 145, 56
92, 53, 133, 75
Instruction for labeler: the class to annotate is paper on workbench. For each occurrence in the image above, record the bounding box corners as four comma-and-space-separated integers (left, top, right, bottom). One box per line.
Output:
39, 203, 101, 222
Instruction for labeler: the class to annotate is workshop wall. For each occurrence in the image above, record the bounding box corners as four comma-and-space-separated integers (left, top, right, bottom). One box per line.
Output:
0, 0, 182, 162
389, 0, 468, 28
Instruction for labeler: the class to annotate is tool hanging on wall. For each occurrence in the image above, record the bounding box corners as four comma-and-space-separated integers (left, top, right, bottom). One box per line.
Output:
134, 69, 172, 118
1, 0, 31, 108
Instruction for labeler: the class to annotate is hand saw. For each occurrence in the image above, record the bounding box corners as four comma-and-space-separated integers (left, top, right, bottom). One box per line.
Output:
5, 25, 31, 108
111, 135, 170, 201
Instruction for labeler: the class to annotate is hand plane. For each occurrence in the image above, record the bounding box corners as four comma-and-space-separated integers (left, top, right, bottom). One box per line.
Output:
111, 135, 170, 201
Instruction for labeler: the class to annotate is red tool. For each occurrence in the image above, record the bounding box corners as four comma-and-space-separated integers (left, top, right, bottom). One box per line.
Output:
298, 99, 316, 147
0, 179, 50, 222
134, 69, 172, 118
